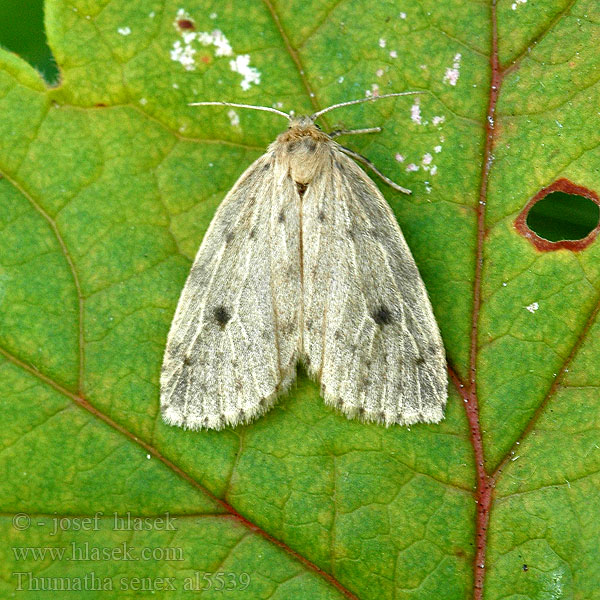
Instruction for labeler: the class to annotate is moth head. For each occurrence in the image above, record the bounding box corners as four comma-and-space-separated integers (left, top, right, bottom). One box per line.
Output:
288, 115, 318, 131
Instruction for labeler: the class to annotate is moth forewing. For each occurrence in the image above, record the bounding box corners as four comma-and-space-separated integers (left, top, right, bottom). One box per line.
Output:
160, 153, 301, 430
161, 96, 447, 430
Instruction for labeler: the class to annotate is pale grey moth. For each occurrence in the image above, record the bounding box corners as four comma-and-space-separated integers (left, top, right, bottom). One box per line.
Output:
161, 93, 447, 430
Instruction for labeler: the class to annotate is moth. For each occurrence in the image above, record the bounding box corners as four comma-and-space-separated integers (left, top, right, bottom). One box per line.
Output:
161, 93, 447, 430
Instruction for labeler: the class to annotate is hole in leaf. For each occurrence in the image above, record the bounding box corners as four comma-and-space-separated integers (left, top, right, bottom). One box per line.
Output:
527, 192, 599, 241
515, 179, 600, 251
0, 0, 59, 84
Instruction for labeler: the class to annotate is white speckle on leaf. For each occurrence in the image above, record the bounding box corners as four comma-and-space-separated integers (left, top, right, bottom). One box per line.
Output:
338, 75, 344, 83
365, 83, 380, 97
379, 38, 386, 48
170, 13, 260, 90
525, 302, 539, 313
376, 68, 384, 77
410, 100, 422, 124
443, 53, 462, 86
149, 11, 155, 18
228, 109, 240, 127
422, 153, 433, 165
395, 153, 404, 162
432, 115, 445, 126
146, 454, 151, 459
389, 50, 398, 59
118, 26, 131, 36
170, 40, 196, 70
429, 165, 437, 176
230, 54, 261, 90
502, 282, 507, 287
434, 145, 442, 153
197, 30, 233, 56
400, 12, 407, 19
172, 82, 179, 89
139, 97, 147, 105
406, 163, 419, 172
511, 0, 526, 8
210, 12, 218, 19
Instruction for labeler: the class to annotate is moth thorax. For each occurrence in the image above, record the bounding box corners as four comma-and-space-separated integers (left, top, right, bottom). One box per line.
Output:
276, 123, 330, 185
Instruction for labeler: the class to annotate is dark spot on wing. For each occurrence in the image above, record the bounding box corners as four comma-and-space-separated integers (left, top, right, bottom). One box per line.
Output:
287, 141, 299, 152
213, 305, 231, 327
278, 209, 285, 223
318, 210, 326, 222
372, 305, 393, 326
358, 406, 365, 416
249, 227, 257, 239
183, 355, 192, 366
334, 160, 344, 170
225, 230, 235, 244
306, 319, 313, 331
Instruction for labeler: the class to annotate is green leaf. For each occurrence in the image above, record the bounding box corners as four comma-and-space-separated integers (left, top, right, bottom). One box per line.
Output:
0, 1, 598, 598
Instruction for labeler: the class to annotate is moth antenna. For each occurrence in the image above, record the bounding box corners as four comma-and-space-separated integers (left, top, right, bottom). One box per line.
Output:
189, 101, 291, 120
311, 91, 424, 120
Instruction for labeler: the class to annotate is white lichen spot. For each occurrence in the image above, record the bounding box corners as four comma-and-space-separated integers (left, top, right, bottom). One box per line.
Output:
406, 163, 419, 172
525, 302, 539, 313
502, 282, 507, 287
146, 454, 151, 459
230, 54, 261, 90
118, 26, 132, 36
400, 12, 407, 19
395, 153, 405, 162
425, 183, 432, 193
149, 11, 155, 18
410, 100, 422, 124
379, 38, 386, 48
511, 0, 527, 9
338, 75, 344, 83
429, 165, 438, 176
228, 109, 240, 127
443, 52, 462, 86
172, 82, 179, 89
210, 12, 218, 19
389, 50, 398, 59
434, 145, 442, 153
432, 115, 446, 126
139, 97, 148, 105
273, 101, 284, 109
376, 68, 384, 77
422, 153, 433, 166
